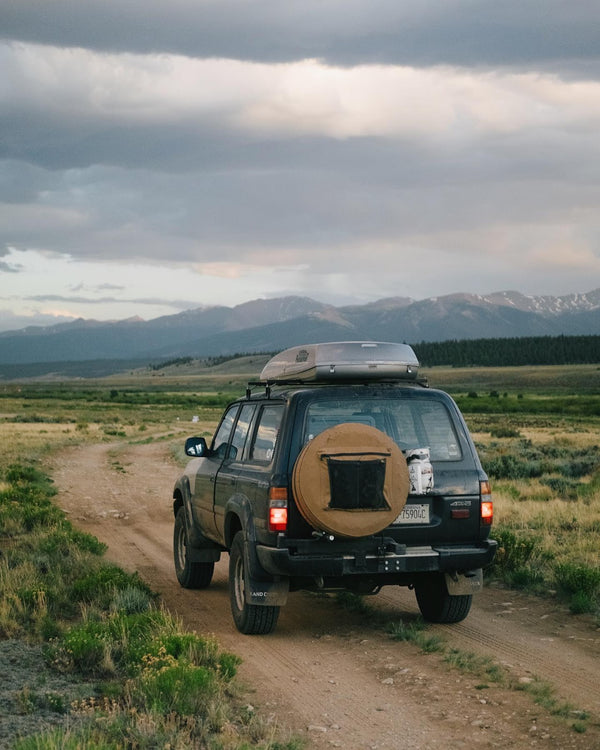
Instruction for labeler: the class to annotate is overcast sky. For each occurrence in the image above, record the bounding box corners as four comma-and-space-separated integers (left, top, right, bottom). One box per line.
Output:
1, 1, 599, 332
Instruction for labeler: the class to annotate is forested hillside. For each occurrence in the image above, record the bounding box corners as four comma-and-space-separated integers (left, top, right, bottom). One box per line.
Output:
414, 335, 600, 367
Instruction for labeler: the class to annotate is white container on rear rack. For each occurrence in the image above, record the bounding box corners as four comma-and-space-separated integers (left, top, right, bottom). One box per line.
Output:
406, 448, 434, 495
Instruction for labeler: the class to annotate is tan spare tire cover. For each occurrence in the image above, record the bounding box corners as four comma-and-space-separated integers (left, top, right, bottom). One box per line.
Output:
292, 423, 409, 538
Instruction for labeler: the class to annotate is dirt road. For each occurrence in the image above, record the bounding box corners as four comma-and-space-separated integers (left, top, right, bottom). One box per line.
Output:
51, 440, 600, 749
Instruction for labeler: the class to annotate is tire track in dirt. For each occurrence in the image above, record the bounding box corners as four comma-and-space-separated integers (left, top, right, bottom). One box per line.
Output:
377, 588, 600, 715
51, 440, 600, 749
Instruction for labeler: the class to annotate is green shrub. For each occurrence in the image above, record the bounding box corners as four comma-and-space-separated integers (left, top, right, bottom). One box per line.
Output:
13, 726, 120, 750
71, 565, 153, 608
478, 440, 600, 484
388, 619, 445, 653
55, 620, 107, 673
5, 463, 56, 492
0, 464, 64, 535
48, 608, 241, 685
489, 527, 547, 588
386, 618, 425, 642
484, 454, 542, 480
131, 661, 217, 716
39, 528, 106, 557
554, 562, 600, 610
490, 425, 522, 438
509, 566, 546, 588
218, 652, 242, 680
110, 586, 152, 615
559, 458, 599, 478
568, 591, 596, 615
152, 631, 218, 664
541, 476, 581, 500
501, 484, 522, 501
443, 648, 506, 683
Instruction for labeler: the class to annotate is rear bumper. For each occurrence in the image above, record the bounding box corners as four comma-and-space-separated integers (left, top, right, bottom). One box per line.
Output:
256, 537, 497, 579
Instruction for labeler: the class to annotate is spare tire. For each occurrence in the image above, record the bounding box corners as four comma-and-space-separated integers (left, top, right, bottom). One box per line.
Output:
292, 423, 409, 538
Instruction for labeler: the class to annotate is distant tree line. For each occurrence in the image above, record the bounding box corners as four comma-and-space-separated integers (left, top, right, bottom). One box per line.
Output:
149, 357, 193, 371
149, 352, 275, 371
413, 335, 600, 367
203, 352, 268, 367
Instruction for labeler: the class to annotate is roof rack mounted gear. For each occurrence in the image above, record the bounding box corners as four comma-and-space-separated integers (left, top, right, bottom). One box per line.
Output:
258, 341, 420, 384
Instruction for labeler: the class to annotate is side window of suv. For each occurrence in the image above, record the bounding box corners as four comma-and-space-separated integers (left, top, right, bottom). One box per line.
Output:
250, 404, 284, 462
229, 403, 257, 461
211, 405, 240, 459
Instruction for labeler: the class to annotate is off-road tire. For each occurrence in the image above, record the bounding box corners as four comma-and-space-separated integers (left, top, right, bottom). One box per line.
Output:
229, 531, 279, 635
173, 506, 214, 589
414, 573, 472, 623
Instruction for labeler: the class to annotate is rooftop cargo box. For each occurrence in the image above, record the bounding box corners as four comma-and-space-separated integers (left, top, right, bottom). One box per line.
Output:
260, 341, 420, 383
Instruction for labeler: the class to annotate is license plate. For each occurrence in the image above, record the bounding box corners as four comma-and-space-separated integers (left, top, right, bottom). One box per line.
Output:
394, 504, 430, 524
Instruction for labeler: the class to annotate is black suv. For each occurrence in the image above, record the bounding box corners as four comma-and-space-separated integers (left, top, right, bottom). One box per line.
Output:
173, 342, 496, 634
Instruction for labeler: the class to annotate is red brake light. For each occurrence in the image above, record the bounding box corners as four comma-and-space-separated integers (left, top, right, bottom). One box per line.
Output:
268, 487, 288, 532
451, 508, 470, 519
480, 480, 493, 525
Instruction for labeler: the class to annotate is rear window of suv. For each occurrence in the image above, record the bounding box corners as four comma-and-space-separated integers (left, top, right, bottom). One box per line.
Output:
303, 397, 462, 461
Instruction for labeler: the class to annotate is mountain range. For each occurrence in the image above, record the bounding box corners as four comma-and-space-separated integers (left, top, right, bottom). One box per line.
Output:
1, 289, 599, 371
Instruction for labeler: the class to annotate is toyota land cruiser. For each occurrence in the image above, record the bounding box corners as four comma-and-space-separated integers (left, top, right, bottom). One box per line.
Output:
173, 341, 497, 634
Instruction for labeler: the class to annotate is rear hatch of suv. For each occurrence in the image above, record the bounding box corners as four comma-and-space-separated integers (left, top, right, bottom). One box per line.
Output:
284, 385, 487, 545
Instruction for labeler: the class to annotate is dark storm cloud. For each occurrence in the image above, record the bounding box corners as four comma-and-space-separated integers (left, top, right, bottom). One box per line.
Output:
1, 0, 598, 73
4, 128, 598, 268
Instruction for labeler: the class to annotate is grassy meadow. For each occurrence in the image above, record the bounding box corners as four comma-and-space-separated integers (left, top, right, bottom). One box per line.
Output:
0, 367, 301, 749
429, 364, 600, 615
0, 359, 599, 746
2, 358, 600, 616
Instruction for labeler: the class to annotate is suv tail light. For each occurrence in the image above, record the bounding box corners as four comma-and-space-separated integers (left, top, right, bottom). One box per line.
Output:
480, 480, 493, 526
268, 487, 288, 532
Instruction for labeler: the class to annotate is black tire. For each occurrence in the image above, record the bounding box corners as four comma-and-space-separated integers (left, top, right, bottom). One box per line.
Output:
414, 573, 472, 624
173, 506, 214, 589
229, 531, 279, 635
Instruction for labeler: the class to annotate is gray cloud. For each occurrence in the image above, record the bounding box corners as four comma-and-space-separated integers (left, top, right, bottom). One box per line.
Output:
0, 1, 599, 324
0, 261, 21, 273
26, 294, 198, 311
1, 1, 598, 73
3, 131, 597, 269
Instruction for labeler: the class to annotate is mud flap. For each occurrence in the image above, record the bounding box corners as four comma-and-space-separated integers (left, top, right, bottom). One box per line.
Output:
246, 576, 289, 606
188, 546, 221, 563
445, 568, 483, 595
243, 534, 289, 606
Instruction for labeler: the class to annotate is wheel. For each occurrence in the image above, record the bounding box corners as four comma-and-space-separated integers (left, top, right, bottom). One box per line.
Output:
414, 573, 472, 624
292, 424, 409, 538
173, 506, 214, 589
229, 531, 279, 635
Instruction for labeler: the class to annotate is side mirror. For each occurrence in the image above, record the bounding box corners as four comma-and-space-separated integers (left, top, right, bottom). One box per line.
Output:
185, 436, 209, 457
